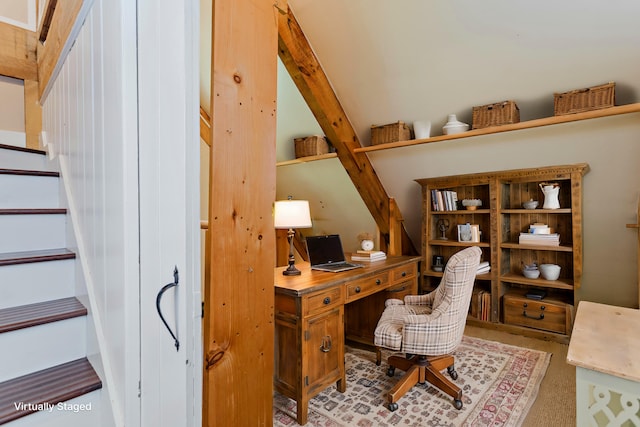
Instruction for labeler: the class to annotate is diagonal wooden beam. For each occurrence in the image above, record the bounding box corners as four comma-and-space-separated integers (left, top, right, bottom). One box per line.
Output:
277, 6, 416, 254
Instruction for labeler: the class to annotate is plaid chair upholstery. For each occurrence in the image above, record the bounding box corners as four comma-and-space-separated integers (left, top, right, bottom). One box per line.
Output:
374, 246, 482, 356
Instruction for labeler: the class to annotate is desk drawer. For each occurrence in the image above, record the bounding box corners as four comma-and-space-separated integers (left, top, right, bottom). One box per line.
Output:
305, 287, 343, 316
503, 292, 571, 334
346, 272, 389, 302
390, 263, 417, 284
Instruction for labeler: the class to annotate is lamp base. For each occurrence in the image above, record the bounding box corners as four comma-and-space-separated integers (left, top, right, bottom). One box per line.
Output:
282, 264, 302, 276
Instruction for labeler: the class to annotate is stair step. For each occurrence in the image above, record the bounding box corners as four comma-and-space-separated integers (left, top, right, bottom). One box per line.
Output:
0, 358, 101, 424
0, 170, 59, 209
0, 257, 74, 310
0, 248, 76, 267
0, 316, 86, 382
0, 144, 46, 156
0, 298, 87, 334
0, 211, 66, 253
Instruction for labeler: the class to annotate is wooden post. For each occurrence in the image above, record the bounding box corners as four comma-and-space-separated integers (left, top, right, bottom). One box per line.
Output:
203, 0, 280, 425
24, 80, 42, 150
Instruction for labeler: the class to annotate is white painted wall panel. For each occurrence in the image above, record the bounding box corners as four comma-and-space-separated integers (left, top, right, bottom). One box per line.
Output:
41, 1, 139, 425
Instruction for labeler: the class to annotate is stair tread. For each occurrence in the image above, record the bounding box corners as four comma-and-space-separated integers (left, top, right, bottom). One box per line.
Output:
0, 358, 101, 424
0, 297, 87, 334
0, 248, 76, 266
0, 209, 67, 215
0, 168, 59, 177
0, 144, 46, 156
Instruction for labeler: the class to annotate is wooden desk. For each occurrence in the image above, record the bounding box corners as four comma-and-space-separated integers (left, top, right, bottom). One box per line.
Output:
567, 301, 640, 426
274, 255, 421, 425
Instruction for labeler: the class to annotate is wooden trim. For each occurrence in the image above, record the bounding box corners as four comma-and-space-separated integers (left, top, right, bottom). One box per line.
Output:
0, 22, 37, 80
200, 106, 211, 146
38, 0, 58, 43
276, 152, 337, 166
0, 168, 59, 177
0, 208, 66, 215
278, 6, 416, 254
356, 104, 640, 153
37, 0, 84, 99
24, 79, 42, 149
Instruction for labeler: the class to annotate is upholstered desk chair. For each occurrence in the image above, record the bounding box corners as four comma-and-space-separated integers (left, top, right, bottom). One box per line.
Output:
374, 246, 481, 412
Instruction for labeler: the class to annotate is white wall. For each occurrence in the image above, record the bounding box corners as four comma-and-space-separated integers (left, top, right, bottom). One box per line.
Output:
41, 0, 139, 425
276, 60, 378, 251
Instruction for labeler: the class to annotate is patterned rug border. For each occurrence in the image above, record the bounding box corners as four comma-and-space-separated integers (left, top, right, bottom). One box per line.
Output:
274, 335, 551, 427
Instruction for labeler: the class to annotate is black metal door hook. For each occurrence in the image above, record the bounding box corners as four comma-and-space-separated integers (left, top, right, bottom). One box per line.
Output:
156, 266, 180, 351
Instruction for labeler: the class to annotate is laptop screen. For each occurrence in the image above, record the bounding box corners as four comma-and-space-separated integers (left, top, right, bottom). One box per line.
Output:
306, 235, 347, 266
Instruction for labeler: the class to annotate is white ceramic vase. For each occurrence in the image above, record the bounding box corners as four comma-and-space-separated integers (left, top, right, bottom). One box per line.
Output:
442, 114, 469, 135
413, 120, 431, 139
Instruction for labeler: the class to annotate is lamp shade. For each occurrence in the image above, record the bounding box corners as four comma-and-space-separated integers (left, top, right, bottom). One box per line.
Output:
274, 200, 312, 229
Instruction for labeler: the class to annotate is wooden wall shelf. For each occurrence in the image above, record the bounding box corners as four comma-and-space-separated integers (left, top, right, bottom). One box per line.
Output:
276, 152, 337, 167
354, 103, 640, 153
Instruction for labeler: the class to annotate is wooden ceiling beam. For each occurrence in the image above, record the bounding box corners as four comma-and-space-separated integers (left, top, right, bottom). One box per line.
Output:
278, 6, 415, 253
0, 22, 37, 80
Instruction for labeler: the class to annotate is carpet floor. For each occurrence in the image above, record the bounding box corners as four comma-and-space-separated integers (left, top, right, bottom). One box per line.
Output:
274, 332, 552, 426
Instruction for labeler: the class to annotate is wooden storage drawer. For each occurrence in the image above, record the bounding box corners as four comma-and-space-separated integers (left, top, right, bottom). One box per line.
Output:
503, 292, 572, 334
390, 263, 417, 284
305, 287, 343, 316
346, 272, 389, 302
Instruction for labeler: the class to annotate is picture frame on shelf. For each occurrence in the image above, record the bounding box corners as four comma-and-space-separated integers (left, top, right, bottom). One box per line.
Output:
458, 223, 472, 242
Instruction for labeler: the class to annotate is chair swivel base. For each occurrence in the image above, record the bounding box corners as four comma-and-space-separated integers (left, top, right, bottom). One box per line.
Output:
380, 353, 463, 412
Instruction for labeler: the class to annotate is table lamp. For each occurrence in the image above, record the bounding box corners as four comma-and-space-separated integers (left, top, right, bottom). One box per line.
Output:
274, 198, 312, 276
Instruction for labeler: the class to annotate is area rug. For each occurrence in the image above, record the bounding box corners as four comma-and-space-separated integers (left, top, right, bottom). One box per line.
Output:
274, 335, 551, 426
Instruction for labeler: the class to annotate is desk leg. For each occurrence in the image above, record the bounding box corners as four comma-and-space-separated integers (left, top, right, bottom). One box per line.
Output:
296, 396, 309, 425
336, 376, 346, 393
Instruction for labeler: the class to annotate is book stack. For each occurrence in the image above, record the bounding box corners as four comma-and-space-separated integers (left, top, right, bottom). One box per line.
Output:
431, 189, 458, 211
469, 288, 491, 321
351, 250, 387, 262
476, 261, 490, 275
518, 223, 560, 246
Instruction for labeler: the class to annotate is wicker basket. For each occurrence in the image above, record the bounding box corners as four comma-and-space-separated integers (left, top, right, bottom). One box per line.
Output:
554, 82, 615, 116
294, 135, 329, 158
370, 121, 411, 145
472, 100, 520, 129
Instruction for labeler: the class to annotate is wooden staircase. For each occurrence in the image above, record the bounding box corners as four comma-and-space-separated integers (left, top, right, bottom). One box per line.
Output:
0, 143, 102, 425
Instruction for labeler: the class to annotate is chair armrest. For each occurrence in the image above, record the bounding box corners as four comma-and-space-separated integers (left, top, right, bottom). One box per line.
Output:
384, 298, 404, 307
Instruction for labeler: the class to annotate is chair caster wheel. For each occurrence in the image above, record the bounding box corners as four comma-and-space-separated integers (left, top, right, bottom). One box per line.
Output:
447, 366, 458, 380
453, 399, 463, 410
386, 366, 395, 377
388, 402, 398, 412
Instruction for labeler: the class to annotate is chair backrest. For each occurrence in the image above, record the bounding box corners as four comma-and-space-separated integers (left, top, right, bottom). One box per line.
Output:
435, 247, 482, 338
402, 246, 481, 355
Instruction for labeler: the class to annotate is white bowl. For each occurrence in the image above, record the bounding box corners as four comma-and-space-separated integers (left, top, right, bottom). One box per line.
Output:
523, 200, 539, 210
539, 264, 561, 281
523, 268, 540, 279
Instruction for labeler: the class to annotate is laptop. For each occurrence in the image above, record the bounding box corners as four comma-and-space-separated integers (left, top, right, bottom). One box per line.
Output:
306, 234, 364, 273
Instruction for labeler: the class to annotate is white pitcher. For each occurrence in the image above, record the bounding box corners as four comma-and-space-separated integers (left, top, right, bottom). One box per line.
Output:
539, 183, 560, 209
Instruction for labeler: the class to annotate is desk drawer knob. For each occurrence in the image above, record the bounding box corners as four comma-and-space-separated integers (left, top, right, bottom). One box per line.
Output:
401, 271, 407, 277
375, 279, 381, 285
355, 286, 361, 293
323, 297, 331, 305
